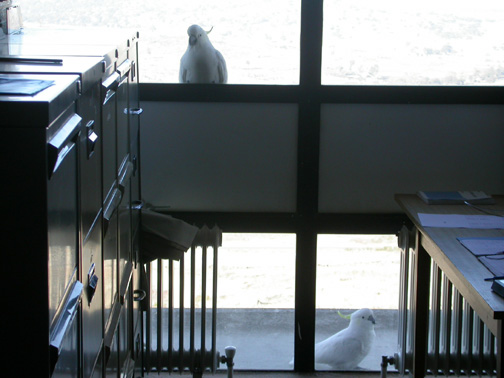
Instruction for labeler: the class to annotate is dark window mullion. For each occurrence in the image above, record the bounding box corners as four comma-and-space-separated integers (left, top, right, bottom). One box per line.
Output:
294, 0, 323, 372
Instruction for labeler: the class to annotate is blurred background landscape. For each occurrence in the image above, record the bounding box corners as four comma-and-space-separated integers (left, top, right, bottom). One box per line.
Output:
19, 0, 504, 85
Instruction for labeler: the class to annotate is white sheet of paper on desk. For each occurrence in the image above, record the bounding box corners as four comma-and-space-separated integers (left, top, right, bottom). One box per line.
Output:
458, 237, 504, 256
418, 213, 504, 229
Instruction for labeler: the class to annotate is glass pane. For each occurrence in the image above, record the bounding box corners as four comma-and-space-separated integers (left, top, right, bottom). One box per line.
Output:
21, 0, 300, 84
316, 234, 400, 372
145, 233, 295, 371
322, 0, 504, 85
217, 233, 296, 370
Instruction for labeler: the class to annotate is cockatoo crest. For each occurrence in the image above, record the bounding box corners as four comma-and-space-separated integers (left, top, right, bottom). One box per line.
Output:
179, 24, 228, 84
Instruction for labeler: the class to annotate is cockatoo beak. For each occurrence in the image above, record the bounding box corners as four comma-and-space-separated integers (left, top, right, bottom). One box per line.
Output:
189, 35, 197, 46
368, 315, 376, 324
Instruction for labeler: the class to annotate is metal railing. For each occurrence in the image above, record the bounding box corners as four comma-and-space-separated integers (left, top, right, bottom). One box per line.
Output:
393, 225, 497, 377
143, 225, 235, 377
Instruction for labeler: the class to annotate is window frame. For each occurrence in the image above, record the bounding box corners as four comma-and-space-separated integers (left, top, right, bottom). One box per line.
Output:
138, 0, 504, 372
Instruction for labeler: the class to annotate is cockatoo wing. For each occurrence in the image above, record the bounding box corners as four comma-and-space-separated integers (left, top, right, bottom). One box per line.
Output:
315, 332, 364, 368
216, 49, 227, 83
180, 65, 187, 83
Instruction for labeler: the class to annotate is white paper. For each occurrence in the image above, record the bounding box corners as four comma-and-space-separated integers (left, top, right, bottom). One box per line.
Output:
458, 237, 504, 256
418, 213, 504, 229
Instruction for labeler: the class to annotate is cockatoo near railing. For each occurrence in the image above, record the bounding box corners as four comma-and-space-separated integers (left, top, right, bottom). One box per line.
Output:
179, 24, 228, 84
315, 308, 376, 370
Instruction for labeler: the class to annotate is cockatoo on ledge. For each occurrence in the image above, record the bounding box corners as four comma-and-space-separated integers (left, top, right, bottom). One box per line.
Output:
179, 24, 228, 84
315, 308, 376, 370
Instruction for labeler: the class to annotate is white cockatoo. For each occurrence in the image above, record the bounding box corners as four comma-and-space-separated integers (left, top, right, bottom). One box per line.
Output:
179, 24, 228, 84
315, 308, 376, 370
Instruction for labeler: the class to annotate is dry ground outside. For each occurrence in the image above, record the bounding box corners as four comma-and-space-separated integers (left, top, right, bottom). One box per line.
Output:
147, 233, 402, 371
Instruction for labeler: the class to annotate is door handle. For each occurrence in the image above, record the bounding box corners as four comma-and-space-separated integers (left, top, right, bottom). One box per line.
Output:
103, 187, 122, 221
133, 289, 146, 302
127, 107, 143, 116
102, 72, 120, 105
86, 120, 98, 159
87, 263, 99, 305
49, 280, 83, 374
47, 114, 81, 178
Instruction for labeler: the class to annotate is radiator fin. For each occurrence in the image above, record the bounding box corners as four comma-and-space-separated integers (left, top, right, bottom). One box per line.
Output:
144, 225, 222, 375
396, 226, 497, 376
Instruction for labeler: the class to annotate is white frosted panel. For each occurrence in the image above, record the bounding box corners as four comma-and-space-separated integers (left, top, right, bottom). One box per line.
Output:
141, 102, 298, 211
319, 104, 504, 213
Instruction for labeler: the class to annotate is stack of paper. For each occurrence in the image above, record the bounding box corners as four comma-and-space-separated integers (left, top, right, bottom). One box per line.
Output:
417, 191, 495, 205
417, 190, 495, 205
458, 237, 504, 277
418, 213, 504, 229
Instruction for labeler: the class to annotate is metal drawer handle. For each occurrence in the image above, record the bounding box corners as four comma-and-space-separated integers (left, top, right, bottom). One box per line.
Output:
49, 280, 83, 374
86, 120, 98, 159
131, 200, 144, 210
118, 160, 134, 188
87, 263, 99, 306
119, 262, 133, 305
133, 289, 147, 302
102, 72, 120, 105
103, 188, 122, 221
128, 107, 143, 116
47, 114, 82, 178
116, 59, 132, 78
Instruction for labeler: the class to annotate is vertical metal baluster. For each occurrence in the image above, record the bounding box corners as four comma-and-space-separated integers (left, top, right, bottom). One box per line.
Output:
428, 261, 442, 374
168, 259, 174, 372
484, 326, 496, 375
211, 239, 219, 372
441, 275, 453, 376
190, 245, 196, 372
179, 254, 185, 372
467, 305, 475, 374
201, 244, 207, 371
451, 288, 463, 375
145, 262, 152, 372
461, 300, 474, 374
397, 233, 409, 375
157, 258, 163, 372
406, 241, 416, 374
475, 316, 484, 375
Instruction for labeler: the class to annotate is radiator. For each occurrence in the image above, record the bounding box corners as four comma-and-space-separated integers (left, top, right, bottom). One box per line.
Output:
143, 225, 234, 376
394, 225, 497, 376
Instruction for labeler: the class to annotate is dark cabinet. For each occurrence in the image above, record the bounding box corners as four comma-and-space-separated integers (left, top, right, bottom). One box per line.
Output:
1, 73, 82, 377
0, 28, 143, 378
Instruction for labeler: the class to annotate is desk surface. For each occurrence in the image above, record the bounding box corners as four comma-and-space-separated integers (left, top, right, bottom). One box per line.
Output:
396, 194, 504, 327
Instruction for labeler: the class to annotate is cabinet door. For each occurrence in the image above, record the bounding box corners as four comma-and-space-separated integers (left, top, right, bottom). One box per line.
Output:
103, 210, 119, 324
128, 38, 142, 230
47, 112, 81, 324
81, 220, 103, 378
116, 62, 133, 285
132, 266, 145, 375
79, 82, 102, 242
101, 72, 118, 199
